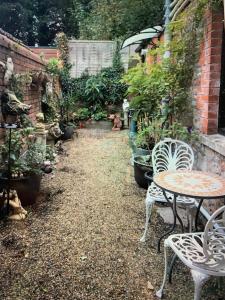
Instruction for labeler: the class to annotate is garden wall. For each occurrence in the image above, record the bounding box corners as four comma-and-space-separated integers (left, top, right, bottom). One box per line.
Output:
30, 47, 60, 61
192, 9, 225, 212
145, 8, 225, 214
192, 9, 223, 135
69, 40, 116, 78
0, 29, 46, 121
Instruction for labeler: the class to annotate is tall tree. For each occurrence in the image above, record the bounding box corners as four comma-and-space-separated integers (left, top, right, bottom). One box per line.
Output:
0, 0, 164, 45
0, 0, 80, 45
79, 0, 164, 40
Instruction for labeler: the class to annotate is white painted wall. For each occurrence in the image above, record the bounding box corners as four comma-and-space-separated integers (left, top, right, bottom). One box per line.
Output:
68, 40, 137, 78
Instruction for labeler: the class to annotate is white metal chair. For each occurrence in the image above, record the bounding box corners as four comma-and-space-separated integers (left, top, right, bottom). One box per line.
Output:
156, 205, 225, 300
140, 138, 195, 242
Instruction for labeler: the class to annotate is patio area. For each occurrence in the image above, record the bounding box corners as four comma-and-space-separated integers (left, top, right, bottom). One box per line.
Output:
0, 127, 224, 300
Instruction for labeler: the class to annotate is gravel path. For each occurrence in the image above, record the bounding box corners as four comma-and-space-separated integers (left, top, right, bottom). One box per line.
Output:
0, 126, 224, 300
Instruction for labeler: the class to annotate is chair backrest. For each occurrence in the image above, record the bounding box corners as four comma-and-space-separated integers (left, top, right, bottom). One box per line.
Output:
152, 138, 194, 174
202, 205, 225, 270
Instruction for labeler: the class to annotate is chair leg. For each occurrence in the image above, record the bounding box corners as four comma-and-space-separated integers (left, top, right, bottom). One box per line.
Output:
191, 270, 210, 300
140, 198, 154, 242
156, 241, 169, 298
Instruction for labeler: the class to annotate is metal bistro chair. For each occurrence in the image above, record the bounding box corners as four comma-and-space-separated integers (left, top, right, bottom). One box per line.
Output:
140, 138, 195, 243
156, 205, 225, 300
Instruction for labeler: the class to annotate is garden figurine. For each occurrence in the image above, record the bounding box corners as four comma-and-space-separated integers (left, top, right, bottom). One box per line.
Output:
108, 114, 122, 131
0, 57, 14, 85
1, 89, 31, 124
5, 190, 27, 220
122, 98, 129, 128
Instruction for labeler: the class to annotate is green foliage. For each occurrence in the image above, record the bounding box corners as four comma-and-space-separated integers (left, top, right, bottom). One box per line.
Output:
79, 0, 164, 40
124, 0, 218, 150
0, 0, 78, 46
135, 119, 198, 150
93, 111, 107, 121
46, 58, 61, 76
75, 108, 91, 120
0, 0, 164, 45
0, 128, 49, 176
85, 75, 106, 109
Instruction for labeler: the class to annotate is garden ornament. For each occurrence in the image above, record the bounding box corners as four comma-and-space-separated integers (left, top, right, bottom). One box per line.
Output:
108, 114, 122, 131
5, 190, 27, 220
156, 205, 225, 300
46, 121, 62, 140
35, 113, 46, 133
1, 89, 31, 123
0, 57, 14, 86
122, 99, 129, 128
140, 139, 195, 243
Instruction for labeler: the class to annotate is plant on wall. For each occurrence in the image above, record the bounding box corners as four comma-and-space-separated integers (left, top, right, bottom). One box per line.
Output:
123, 0, 222, 149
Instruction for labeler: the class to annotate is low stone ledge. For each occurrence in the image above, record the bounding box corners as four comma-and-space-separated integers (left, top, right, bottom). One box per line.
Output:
201, 133, 225, 157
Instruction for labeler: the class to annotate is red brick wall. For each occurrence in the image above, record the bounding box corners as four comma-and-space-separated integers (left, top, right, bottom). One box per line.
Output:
30, 47, 60, 61
193, 9, 224, 134
0, 32, 47, 121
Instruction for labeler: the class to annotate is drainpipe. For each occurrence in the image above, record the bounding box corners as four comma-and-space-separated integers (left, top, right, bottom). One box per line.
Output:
161, 0, 171, 123
164, 0, 171, 58
223, 0, 225, 30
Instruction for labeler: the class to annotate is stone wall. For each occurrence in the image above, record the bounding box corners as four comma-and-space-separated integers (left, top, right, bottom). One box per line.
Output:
0, 30, 46, 121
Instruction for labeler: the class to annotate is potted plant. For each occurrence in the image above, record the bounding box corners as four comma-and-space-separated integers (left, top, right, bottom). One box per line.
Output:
132, 118, 198, 189
133, 155, 153, 189
0, 128, 55, 206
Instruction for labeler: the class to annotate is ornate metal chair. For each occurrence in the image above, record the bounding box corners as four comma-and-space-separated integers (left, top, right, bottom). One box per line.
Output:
156, 205, 225, 300
140, 138, 195, 242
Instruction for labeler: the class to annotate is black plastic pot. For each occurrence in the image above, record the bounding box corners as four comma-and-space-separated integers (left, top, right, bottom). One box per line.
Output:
133, 155, 153, 189
61, 125, 74, 140
144, 171, 153, 187
0, 173, 42, 206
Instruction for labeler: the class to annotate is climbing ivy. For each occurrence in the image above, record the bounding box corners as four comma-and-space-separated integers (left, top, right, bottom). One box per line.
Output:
124, 0, 223, 125
123, 0, 222, 146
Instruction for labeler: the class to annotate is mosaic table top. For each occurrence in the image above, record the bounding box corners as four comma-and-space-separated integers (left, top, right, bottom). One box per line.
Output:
154, 170, 225, 199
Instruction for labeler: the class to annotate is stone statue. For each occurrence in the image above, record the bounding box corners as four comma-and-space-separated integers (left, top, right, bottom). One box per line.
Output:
0, 57, 14, 86
4, 190, 27, 221
1, 89, 31, 123
35, 112, 46, 133
108, 114, 122, 131
122, 99, 129, 128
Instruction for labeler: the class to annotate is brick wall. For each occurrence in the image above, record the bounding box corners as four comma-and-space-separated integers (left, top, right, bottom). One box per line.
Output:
193, 9, 224, 134
30, 47, 60, 61
0, 30, 47, 121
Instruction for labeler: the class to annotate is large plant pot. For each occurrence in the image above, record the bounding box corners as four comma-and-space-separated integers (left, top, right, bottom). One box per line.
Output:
61, 125, 74, 140
135, 148, 151, 156
0, 174, 42, 206
133, 155, 153, 189
130, 120, 137, 135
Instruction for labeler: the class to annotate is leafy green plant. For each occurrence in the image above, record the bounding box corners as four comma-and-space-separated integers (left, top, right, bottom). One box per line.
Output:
135, 118, 198, 151
0, 128, 54, 177
85, 75, 106, 109
93, 111, 107, 121
46, 58, 61, 76
75, 108, 91, 121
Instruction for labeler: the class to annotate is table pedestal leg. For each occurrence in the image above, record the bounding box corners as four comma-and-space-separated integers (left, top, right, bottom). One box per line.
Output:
195, 198, 204, 231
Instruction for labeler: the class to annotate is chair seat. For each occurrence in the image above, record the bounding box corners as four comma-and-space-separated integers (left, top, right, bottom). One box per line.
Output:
167, 232, 225, 276
147, 182, 195, 205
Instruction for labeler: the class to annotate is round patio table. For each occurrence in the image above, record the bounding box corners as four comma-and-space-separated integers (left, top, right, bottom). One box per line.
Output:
154, 170, 225, 250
